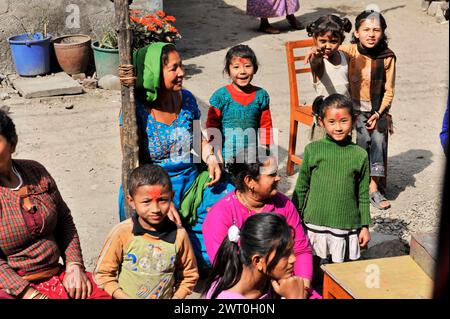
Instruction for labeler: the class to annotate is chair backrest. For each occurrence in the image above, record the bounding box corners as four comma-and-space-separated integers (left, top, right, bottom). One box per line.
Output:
285, 38, 315, 126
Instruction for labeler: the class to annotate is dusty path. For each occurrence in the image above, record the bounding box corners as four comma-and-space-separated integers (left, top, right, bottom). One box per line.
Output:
1, 0, 448, 275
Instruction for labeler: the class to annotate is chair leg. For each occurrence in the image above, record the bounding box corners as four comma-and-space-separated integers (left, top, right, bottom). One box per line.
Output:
287, 118, 298, 176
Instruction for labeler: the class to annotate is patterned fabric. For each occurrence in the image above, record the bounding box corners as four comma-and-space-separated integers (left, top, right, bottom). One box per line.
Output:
136, 89, 201, 209
119, 90, 235, 270
246, 0, 300, 18
94, 217, 199, 299
0, 160, 84, 296
209, 86, 270, 162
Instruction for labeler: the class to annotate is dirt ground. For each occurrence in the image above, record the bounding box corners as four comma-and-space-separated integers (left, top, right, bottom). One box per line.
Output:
1, 0, 448, 283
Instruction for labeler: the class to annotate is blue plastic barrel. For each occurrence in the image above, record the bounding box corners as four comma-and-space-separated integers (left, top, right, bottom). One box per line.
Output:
7, 33, 52, 76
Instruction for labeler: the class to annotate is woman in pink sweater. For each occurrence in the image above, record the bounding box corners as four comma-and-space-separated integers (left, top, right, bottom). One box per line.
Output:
202, 147, 313, 298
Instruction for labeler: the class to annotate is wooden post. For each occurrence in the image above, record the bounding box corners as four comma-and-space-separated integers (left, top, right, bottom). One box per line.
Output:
113, 0, 139, 219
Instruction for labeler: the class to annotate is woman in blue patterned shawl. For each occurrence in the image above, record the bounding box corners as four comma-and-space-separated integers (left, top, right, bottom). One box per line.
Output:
118, 42, 235, 274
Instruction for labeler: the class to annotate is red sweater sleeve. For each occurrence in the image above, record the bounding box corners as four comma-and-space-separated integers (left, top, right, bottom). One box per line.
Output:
206, 107, 221, 129
260, 108, 273, 145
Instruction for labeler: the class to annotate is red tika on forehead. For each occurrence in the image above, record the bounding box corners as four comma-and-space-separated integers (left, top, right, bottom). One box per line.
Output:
147, 186, 163, 200
238, 57, 249, 64
334, 112, 342, 120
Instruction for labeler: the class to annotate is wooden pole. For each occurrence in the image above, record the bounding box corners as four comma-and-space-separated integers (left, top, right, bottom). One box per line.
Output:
113, 0, 139, 219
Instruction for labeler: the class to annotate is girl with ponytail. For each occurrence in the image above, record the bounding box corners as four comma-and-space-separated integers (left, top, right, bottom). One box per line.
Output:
203, 213, 305, 299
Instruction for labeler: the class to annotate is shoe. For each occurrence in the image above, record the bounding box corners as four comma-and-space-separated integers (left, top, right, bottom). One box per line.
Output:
286, 15, 304, 30
258, 23, 280, 34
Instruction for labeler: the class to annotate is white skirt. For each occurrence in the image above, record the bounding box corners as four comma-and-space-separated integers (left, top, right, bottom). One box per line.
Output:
304, 223, 361, 263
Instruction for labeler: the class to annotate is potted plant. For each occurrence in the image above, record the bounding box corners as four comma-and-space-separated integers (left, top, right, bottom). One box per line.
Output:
7, 16, 51, 76
129, 10, 181, 49
92, 10, 181, 80
91, 26, 120, 80
53, 34, 92, 75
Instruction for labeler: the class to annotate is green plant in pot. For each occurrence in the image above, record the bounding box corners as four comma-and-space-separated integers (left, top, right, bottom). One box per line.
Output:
92, 26, 120, 79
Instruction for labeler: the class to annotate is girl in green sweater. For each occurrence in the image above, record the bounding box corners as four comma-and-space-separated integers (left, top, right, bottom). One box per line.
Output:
292, 94, 371, 265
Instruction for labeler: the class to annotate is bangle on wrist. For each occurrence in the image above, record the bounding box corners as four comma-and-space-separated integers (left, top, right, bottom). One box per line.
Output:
27, 290, 40, 300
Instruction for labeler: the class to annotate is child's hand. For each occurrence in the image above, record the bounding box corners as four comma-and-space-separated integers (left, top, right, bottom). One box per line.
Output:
168, 202, 182, 225
271, 276, 305, 299
358, 227, 371, 248
206, 156, 222, 186
365, 113, 379, 130
304, 47, 325, 64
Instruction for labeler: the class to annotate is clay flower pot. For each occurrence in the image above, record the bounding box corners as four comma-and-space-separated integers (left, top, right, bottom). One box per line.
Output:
53, 34, 92, 75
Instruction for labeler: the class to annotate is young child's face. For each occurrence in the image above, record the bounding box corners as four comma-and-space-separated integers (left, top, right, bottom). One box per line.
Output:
228, 56, 255, 89
127, 185, 173, 230
314, 31, 342, 59
319, 107, 353, 142
354, 17, 383, 49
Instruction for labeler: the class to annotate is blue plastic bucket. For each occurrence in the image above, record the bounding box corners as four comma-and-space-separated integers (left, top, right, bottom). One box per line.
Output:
7, 33, 52, 76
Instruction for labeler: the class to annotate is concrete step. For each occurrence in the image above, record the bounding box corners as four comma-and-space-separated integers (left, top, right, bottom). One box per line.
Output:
8, 72, 84, 99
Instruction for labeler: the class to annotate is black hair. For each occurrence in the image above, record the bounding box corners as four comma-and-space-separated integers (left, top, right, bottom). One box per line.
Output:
306, 15, 352, 42
224, 44, 259, 75
312, 93, 355, 119
203, 213, 294, 299
351, 10, 388, 48
161, 44, 178, 66
127, 164, 172, 196
0, 109, 18, 147
225, 146, 273, 192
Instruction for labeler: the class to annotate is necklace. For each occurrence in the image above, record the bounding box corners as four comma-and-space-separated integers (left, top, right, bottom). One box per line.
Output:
236, 191, 264, 215
10, 165, 23, 191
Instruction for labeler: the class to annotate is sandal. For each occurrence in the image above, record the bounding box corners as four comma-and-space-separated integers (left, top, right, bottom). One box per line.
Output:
370, 191, 391, 210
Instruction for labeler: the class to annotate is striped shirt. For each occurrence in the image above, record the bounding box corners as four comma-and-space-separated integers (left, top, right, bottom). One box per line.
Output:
0, 160, 83, 296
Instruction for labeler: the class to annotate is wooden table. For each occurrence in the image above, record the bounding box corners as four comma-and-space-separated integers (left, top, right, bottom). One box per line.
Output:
321, 255, 434, 299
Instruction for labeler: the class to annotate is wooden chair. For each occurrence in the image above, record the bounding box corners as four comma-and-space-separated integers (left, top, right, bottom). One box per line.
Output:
285, 38, 315, 176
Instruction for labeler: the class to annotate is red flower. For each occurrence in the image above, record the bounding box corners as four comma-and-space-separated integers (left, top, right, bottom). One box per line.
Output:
169, 26, 178, 33
156, 11, 165, 18
164, 15, 176, 22
130, 16, 139, 23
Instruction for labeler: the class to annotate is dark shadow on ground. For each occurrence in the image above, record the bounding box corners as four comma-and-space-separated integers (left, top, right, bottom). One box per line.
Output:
386, 149, 433, 200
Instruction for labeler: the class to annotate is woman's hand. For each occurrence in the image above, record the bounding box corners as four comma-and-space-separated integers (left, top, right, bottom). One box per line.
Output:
359, 227, 371, 248
271, 276, 305, 299
167, 202, 182, 225
62, 263, 92, 299
366, 113, 379, 131
206, 156, 222, 186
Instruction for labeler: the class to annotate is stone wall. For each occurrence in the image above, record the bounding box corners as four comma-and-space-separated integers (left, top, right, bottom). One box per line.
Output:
0, 0, 162, 73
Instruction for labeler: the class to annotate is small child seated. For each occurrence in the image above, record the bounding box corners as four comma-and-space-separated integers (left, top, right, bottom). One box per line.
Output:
94, 164, 199, 299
